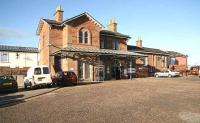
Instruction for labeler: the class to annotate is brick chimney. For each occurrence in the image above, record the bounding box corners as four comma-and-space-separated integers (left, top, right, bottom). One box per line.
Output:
136, 37, 143, 47
54, 5, 64, 22
107, 19, 117, 32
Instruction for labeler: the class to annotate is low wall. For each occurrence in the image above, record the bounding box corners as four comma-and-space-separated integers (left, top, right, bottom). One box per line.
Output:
0, 67, 28, 75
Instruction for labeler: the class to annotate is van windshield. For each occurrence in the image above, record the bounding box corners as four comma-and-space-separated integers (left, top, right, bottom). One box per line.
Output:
43, 67, 49, 74
34, 68, 41, 75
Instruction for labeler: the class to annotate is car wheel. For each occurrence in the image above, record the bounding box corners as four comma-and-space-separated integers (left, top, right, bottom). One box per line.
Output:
168, 74, 172, 78
155, 74, 159, 78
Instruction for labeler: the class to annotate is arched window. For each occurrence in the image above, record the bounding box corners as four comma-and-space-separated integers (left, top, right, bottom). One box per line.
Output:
78, 28, 91, 44
84, 32, 88, 44
79, 30, 83, 43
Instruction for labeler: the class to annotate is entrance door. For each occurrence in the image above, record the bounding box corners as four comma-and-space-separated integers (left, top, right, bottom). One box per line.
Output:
111, 60, 121, 80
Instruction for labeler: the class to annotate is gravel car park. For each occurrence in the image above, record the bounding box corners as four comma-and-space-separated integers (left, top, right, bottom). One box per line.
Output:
0, 76, 200, 123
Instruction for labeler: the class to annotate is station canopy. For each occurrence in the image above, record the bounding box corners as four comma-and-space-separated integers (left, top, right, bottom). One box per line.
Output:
51, 44, 146, 64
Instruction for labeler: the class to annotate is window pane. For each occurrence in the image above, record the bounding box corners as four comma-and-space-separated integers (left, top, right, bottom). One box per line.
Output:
0, 52, 9, 62
79, 31, 83, 43
100, 40, 104, 48
43, 67, 49, 74
115, 40, 119, 50
84, 32, 88, 44
78, 62, 83, 79
112, 40, 115, 49
34, 68, 41, 75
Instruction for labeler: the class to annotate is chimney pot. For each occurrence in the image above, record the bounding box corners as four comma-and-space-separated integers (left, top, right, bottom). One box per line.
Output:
54, 5, 64, 22
107, 19, 117, 32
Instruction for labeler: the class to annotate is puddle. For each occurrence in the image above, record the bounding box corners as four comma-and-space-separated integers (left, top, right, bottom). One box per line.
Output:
179, 112, 200, 123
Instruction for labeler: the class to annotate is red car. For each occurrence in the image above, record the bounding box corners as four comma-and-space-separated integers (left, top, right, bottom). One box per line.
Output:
190, 66, 199, 75
52, 71, 78, 86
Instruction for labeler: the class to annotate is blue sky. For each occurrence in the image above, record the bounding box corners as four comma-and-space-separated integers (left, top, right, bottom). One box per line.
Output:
0, 0, 199, 65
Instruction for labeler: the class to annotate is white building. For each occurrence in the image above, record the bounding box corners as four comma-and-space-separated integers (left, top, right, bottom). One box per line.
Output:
0, 45, 39, 68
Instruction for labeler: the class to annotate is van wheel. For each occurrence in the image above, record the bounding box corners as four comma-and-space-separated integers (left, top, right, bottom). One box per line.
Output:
24, 83, 27, 89
47, 84, 52, 88
30, 82, 34, 89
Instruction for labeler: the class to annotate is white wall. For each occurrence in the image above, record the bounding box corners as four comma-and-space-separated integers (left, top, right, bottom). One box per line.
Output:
0, 51, 38, 68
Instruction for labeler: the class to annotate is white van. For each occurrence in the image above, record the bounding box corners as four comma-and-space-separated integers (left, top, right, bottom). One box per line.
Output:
24, 65, 52, 89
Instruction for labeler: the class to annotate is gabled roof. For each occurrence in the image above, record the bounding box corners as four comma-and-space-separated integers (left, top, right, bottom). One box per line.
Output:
62, 12, 104, 28
166, 51, 187, 57
128, 45, 169, 55
100, 30, 131, 39
37, 12, 104, 35
42, 19, 62, 26
0, 45, 38, 53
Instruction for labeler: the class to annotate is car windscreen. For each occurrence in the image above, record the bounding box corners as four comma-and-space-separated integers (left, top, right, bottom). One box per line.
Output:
43, 67, 50, 74
34, 68, 41, 75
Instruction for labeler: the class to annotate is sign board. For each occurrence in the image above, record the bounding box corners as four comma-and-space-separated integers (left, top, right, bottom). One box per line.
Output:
128, 68, 136, 73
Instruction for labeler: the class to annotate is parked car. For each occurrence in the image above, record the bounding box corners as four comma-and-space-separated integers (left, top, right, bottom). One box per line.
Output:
52, 71, 77, 86
155, 70, 180, 78
199, 69, 200, 78
0, 75, 18, 92
190, 66, 199, 75
24, 65, 52, 89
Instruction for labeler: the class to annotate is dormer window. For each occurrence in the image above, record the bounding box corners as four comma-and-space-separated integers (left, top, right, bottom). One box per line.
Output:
79, 28, 91, 44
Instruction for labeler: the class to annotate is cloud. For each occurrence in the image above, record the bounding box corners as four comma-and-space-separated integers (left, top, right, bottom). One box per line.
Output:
0, 28, 28, 39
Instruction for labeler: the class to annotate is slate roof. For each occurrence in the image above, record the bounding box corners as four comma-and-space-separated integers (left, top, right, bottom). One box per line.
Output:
128, 45, 168, 55
0, 45, 38, 53
37, 12, 104, 35
42, 12, 103, 27
100, 30, 131, 39
42, 19, 62, 26
52, 44, 146, 57
166, 51, 187, 57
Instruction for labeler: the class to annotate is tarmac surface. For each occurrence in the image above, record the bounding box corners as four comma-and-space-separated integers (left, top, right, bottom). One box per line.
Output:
0, 76, 200, 123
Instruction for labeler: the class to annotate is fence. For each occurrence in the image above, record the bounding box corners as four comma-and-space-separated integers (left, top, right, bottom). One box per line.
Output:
0, 67, 28, 75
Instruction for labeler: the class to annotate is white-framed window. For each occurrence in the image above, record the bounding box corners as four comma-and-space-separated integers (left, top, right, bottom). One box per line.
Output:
0, 52, 9, 62
112, 40, 119, 50
79, 28, 91, 44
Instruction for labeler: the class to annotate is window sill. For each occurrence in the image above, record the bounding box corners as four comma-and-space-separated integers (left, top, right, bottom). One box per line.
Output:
78, 43, 92, 46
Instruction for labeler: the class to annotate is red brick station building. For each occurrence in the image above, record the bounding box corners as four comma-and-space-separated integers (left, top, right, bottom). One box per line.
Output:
36, 6, 145, 81
36, 6, 188, 81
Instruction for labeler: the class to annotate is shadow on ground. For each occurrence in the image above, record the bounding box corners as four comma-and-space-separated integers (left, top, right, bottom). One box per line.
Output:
0, 94, 25, 108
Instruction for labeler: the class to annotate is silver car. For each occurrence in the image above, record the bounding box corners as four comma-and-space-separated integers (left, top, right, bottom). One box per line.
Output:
155, 70, 180, 78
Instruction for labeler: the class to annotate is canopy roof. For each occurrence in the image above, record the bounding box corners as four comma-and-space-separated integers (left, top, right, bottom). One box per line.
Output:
51, 44, 146, 58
